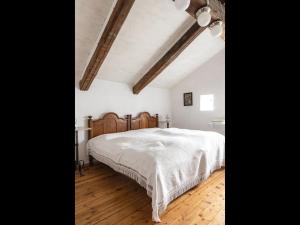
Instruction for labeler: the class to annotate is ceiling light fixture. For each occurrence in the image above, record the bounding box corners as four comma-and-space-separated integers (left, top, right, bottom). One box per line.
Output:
174, 0, 191, 11
196, 6, 211, 27
210, 20, 223, 37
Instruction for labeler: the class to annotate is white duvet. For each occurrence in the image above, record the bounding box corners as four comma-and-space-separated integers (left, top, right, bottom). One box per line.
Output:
87, 128, 225, 222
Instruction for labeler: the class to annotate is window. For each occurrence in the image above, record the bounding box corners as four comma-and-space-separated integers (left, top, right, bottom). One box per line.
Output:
200, 94, 214, 111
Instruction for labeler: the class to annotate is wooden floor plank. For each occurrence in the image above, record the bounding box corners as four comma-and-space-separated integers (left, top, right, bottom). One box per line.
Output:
75, 165, 225, 225
161, 172, 225, 225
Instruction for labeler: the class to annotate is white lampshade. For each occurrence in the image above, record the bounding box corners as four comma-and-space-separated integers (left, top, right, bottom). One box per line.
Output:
210, 21, 223, 37
174, 0, 190, 10
196, 6, 211, 27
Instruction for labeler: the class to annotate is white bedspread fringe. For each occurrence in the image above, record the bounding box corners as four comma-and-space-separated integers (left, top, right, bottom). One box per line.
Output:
90, 150, 223, 222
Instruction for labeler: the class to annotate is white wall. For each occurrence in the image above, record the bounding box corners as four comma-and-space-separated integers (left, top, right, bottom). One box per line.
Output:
75, 79, 172, 163
171, 49, 225, 135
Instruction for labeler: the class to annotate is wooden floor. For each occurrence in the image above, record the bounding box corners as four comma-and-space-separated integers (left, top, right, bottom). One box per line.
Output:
75, 164, 225, 225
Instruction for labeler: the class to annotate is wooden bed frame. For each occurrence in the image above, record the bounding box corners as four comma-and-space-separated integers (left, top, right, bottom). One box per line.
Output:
87, 112, 158, 165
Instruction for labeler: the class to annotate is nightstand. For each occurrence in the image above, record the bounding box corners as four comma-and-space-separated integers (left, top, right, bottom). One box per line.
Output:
75, 127, 91, 176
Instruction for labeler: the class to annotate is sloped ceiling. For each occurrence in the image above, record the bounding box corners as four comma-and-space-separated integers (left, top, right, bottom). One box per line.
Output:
76, 0, 225, 89
75, 0, 115, 84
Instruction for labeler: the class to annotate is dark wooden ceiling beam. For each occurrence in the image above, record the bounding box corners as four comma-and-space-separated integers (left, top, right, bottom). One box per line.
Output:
133, 22, 206, 94
80, 0, 135, 91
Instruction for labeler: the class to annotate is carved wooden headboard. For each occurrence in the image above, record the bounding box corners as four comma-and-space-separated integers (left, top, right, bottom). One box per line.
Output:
130, 112, 159, 130
88, 112, 159, 139
88, 112, 130, 139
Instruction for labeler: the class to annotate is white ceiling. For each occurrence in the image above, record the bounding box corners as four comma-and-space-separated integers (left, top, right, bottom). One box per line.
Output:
76, 0, 225, 89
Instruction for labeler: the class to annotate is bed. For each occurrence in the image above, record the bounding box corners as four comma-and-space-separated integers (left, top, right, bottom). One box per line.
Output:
87, 112, 225, 222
